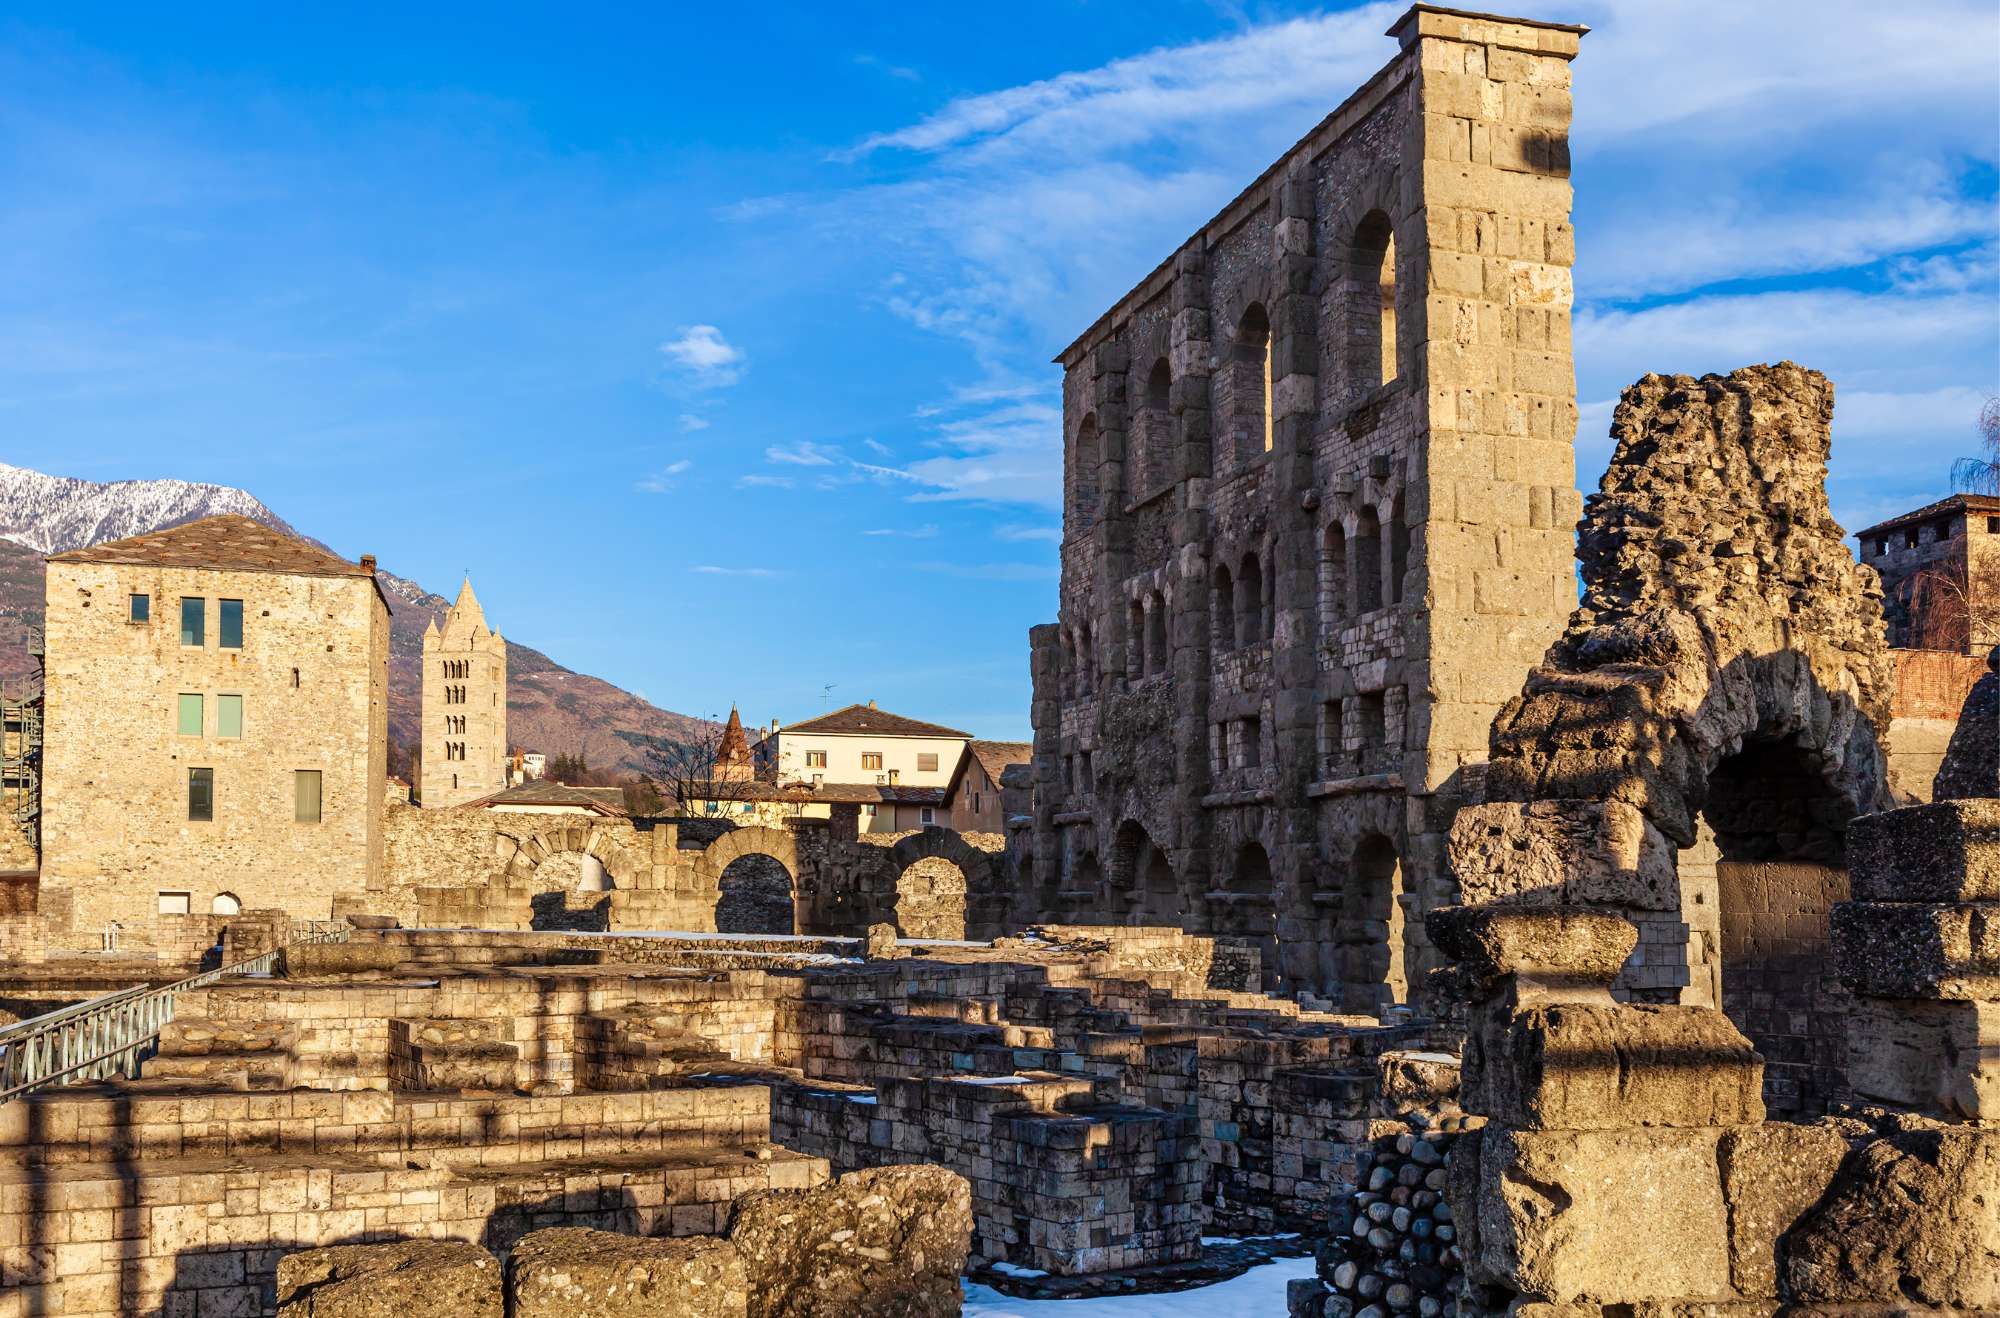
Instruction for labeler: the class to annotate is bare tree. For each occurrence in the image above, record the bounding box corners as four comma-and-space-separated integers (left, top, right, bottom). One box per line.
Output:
1902, 563, 2000, 654
642, 719, 809, 820
1949, 396, 2000, 495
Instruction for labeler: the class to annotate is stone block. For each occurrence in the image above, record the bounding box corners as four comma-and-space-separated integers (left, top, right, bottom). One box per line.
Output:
1848, 798, 2000, 902
1716, 1122, 1852, 1298
1447, 800, 1679, 912
1783, 1127, 2000, 1308
727, 1165, 972, 1317
1831, 900, 2000, 1000
1425, 905, 1635, 985
283, 941, 405, 978
276, 1240, 502, 1317
1469, 1003, 1763, 1130
1465, 1126, 1732, 1304
1845, 996, 2000, 1120
509, 1228, 746, 1318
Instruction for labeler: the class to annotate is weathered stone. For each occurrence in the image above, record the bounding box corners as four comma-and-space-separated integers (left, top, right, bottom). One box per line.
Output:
1831, 900, 2000, 1000
727, 1165, 973, 1318
1844, 996, 2000, 1120
1447, 801, 1679, 911
1465, 1126, 1733, 1304
1783, 1127, 2000, 1308
284, 939, 406, 977
1849, 798, 2000, 902
1933, 653, 2000, 801
509, 1227, 746, 1318
1470, 1003, 1763, 1130
276, 1240, 502, 1318
1715, 1122, 1852, 1298
1425, 906, 1636, 987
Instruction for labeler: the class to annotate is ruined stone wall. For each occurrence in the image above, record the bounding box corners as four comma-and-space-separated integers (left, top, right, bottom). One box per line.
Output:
1031, 6, 1585, 1007
1888, 647, 1987, 801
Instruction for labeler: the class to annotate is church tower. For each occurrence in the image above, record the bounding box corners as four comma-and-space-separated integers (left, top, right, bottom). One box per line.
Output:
421, 577, 508, 807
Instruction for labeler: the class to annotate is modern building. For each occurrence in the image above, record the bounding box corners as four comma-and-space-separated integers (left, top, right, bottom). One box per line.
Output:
1026, 6, 1586, 1002
421, 578, 508, 808
40, 515, 390, 944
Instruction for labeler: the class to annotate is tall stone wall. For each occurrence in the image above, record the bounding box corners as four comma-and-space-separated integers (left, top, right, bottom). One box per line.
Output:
1030, 6, 1587, 1006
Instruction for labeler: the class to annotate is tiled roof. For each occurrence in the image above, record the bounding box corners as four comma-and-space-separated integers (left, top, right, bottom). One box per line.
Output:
50, 514, 375, 579
969, 740, 1032, 782
685, 779, 946, 806
1854, 493, 2000, 538
469, 781, 629, 815
782, 703, 971, 739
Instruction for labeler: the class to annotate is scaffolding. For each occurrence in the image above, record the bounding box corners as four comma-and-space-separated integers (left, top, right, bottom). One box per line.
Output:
2, 625, 43, 856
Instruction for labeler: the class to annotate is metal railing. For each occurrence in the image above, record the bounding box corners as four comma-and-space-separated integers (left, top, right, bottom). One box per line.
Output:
0, 925, 349, 1103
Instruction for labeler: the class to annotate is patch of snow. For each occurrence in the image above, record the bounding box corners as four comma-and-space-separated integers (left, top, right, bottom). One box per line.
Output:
988, 1261, 1049, 1279
0, 461, 298, 556
955, 1075, 1033, 1086
844, 1094, 879, 1105
1198, 1233, 1299, 1246
962, 1254, 1317, 1316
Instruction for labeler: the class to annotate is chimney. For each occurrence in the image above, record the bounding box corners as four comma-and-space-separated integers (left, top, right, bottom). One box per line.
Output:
888, 769, 900, 786
812, 773, 824, 789
868, 699, 877, 709
770, 718, 779, 733
360, 554, 376, 573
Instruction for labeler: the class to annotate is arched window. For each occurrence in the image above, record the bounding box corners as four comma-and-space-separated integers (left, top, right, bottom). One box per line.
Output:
1072, 415, 1101, 530
1232, 305, 1272, 465
1321, 524, 1350, 637
1388, 494, 1410, 606
1212, 567, 1235, 651
1135, 357, 1172, 498
1352, 509, 1383, 613
1345, 834, 1408, 1012
1237, 553, 1263, 648
211, 892, 241, 916
1348, 212, 1398, 392
1079, 624, 1095, 688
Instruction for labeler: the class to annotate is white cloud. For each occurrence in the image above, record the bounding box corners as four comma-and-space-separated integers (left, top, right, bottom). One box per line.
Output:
995, 523, 1062, 543
736, 473, 796, 489
660, 325, 746, 387
691, 564, 782, 578
914, 560, 1057, 582
862, 524, 940, 538
678, 413, 712, 431
766, 440, 840, 466
635, 458, 693, 493
862, 437, 893, 457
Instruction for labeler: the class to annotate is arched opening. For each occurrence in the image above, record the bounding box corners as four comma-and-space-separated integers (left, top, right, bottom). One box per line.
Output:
1134, 357, 1172, 499
1348, 212, 1397, 392
1215, 840, 1279, 989
1212, 567, 1235, 652
1691, 734, 1856, 1116
1079, 624, 1095, 690
528, 850, 613, 932
716, 853, 796, 934
1340, 833, 1407, 1014
1320, 524, 1349, 638
1352, 508, 1383, 614
210, 892, 241, 916
1137, 845, 1181, 926
1232, 304, 1272, 465
896, 855, 968, 940
1126, 599, 1145, 679
1072, 415, 1101, 530
1110, 819, 1172, 923
1146, 593, 1169, 676
1387, 494, 1409, 606
1066, 850, 1105, 920
1237, 554, 1263, 648
576, 855, 611, 893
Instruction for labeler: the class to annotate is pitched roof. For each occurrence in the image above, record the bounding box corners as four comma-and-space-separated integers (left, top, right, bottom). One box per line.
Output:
50, 514, 376, 580
969, 740, 1033, 782
467, 781, 629, 815
781, 703, 972, 739
714, 705, 753, 768
684, 779, 946, 806
1853, 493, 2000, 539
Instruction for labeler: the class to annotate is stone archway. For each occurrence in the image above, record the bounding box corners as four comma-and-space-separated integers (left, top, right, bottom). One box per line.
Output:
1340, 833, 1407, 1014
500, 817, 646, 932
696, 826, 802, 935
888, 828, 1004, 940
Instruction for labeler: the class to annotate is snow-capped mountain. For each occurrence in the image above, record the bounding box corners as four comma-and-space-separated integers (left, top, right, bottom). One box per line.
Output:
0, 462, 302, 556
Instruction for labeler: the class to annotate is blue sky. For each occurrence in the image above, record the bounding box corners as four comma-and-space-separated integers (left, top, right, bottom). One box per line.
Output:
2, 2, 1995, 741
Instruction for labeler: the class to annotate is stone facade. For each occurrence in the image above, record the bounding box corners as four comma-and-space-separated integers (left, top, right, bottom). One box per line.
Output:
39, 516, 389, 950
1856, 491, 2000, 653
1029, 5, 1586, 1007
421, 578, 507, 809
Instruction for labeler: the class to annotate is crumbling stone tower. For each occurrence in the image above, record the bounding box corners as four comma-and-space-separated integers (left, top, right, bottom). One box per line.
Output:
1028, 5, 1586, 1005
421, 577, 507, 808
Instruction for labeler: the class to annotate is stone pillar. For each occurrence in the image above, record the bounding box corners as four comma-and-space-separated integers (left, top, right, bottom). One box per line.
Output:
1836, 798, 2000, 1122
1026, 623, 1063, 917
1171, 244, 1217, 908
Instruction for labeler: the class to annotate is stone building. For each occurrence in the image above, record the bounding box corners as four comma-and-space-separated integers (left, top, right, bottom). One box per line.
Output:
1028, 5, 1586, 1004
39, 515, 389, 946
420, 577, 507, 808
946, 739, 1032, 833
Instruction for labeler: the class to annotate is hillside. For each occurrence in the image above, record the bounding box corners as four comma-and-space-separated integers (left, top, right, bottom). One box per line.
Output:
0, 465, 714, 775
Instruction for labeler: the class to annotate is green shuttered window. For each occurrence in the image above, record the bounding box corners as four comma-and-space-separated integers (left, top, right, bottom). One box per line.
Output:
176, 693, 203, 736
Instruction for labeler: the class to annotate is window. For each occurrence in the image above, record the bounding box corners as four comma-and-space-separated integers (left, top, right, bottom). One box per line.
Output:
1072, 415, 1101, 528
217, 694, 243, 739
973, 791, 982, 814
1242, 715, 1262, 768
188, 768, 214, 821
211, 892, 241, 916
861, 752, 883, 771
806, 750, 827, 768
1988, 518, 2000, 535
862, 804, 877, 818
1232, 304, 1272, 463
180, 597, 205, 647
177, 693, 204, 737
917, 752, 939, 773
291, 667, 301, 689
1353, 508, 1384, 612
158, 891, 192, 916
129, 593, 150, 624
294, 771, 322, 823
1348, 211, 1398, 391
219, 599, 243, 649
920, 807, 936, 826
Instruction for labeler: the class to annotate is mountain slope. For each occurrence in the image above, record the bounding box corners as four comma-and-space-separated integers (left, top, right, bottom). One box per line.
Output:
0, 465, 713, 774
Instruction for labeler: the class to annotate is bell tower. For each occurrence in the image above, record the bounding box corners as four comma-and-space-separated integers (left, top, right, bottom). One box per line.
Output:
421, 577, 508, 807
